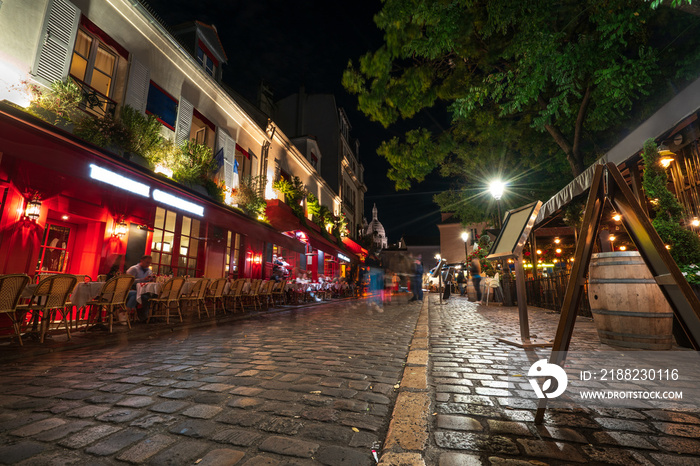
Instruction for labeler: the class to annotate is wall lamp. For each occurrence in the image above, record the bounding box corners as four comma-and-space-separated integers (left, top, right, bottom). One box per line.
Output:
113, 219, 128, 238
25, 198, 41, 221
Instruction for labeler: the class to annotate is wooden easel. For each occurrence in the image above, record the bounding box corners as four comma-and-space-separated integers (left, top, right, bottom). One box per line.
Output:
535, 162, 700, 423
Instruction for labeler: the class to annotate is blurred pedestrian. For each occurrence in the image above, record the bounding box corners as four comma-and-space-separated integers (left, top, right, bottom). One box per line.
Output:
409, 254, 423, 302
470, 257, 482, 304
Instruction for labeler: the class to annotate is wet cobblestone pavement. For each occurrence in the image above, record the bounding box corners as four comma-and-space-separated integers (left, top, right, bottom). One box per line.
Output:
426, 295, 700, 466
0, 299, 421, 465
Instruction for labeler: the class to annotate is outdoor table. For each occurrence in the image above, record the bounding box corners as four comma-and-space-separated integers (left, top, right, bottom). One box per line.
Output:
71, 282, 105, 309
136, 279, 198, 303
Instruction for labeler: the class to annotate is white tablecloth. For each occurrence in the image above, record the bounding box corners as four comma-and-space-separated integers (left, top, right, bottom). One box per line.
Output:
136, 279, 198, 304
71, 282, 105, 309
20, 281, 104, 309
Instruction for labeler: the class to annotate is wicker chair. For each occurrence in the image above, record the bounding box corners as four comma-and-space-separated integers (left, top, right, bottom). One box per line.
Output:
245, 279, 263, 311
271, 280, 287, 306
258, 280, 275, 309
17, 274, 77, 343
96, 274, 108, 282
206, 278, 228, 315
148, 277, 186, 324
180, 278, 210, 319
0, 274, 31, 345
85, 275, 134, 332
225, 279, 246, 313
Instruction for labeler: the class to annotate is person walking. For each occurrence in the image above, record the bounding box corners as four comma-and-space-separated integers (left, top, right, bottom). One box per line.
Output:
456, 266, 467, 296
409, 255, 423, 302
470, 258, 482, 304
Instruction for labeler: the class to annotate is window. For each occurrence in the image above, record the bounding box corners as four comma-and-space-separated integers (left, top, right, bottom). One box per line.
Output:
151, 207, 176, 275
146, 81, 178, 130
196, 47, 216, 76
177, 215, 201, 277
225, 231, 241, 277
70, 29, 117, 98
190, 109, 215, 151
310, 152, 318, 170
36, 224, 71, 274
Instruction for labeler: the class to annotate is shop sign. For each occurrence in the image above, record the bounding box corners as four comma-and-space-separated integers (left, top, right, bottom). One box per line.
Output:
338, 253, 350, 262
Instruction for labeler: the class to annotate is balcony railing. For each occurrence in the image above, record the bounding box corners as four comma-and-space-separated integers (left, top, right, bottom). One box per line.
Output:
70, 76, 117, 119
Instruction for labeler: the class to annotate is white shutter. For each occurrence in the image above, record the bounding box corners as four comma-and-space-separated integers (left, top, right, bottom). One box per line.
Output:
33, 0, 80, 85
216, 128, 235, 188
175, 97, 193, 146
124, 58, 149, 114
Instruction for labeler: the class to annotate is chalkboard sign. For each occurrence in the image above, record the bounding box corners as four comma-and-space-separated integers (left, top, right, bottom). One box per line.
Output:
125, 223, 148, 269
487, 201, 542, 260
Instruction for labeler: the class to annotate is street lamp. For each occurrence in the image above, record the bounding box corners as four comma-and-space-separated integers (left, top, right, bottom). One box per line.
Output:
489, 180, 506, 228
461, 232, 469, 263
609, 235, 616, 251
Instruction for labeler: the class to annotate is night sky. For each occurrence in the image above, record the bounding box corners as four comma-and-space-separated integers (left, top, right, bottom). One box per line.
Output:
143, 0, 446, 243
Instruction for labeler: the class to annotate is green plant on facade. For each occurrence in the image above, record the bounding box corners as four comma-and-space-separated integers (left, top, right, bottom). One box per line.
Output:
74, 113, 131, 149
119, 105, 163, 156
172, 140, 216, 184
306, 193, 321, 219
641, 138, 700, 270
26, 79, 83, 123
232, 175, 268, 220
273, 176, 306, 217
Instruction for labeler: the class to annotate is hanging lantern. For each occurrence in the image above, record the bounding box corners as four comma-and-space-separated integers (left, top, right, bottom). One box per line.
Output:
25, 198, 41, 220
114, 219, 128, 238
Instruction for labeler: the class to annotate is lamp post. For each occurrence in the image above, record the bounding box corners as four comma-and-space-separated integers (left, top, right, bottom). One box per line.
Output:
489, 180, 505, 228
461, 232, 469, 263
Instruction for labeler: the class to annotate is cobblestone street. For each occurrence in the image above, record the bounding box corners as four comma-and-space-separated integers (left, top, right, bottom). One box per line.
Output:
2, 294, 700, 465
426, 296, 700, 466
0, 299, 421, 465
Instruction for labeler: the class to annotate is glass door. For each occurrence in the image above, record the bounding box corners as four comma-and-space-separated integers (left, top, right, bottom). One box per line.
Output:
36, 224, 72, 275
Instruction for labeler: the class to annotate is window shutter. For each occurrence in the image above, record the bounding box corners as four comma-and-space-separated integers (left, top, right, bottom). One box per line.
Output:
175, 97, 193, 146
33, 0, 80, 85
216, 128, 235, 188
124, 57, 149, 114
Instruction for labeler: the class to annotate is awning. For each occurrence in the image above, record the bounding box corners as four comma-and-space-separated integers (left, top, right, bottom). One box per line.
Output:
266, 199, 356, 260
535, 75, 700, 225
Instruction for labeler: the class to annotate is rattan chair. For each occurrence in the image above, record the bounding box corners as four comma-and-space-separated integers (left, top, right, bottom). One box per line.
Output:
85, 275, 134, 332
0, 274, 31, 345
17, 274, 77, 343
96, 274, 108, 282
271, 280, 287, 305
148, 277, 186, 324
206, 278, 228, 315
259, 280, 275, 309
180, 278, 210, 319
224, 279, 245, 313
248, 279, 264, 311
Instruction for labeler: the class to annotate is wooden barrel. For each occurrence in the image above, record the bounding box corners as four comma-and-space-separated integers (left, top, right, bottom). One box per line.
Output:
588, 251, 673, 350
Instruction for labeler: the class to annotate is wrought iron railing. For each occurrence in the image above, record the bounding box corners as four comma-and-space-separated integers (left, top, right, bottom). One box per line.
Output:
70, 77, 117, 119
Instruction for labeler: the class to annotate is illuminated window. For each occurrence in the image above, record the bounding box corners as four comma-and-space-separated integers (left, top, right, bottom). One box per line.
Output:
177, 215, 201, 277
69, 29, 117, 98
36, 224, 71, 274
225, 231, 241, 277
151, 207, 176, 275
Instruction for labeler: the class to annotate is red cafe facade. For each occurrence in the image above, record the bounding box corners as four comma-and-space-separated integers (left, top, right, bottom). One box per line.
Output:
0, 103, 363, 281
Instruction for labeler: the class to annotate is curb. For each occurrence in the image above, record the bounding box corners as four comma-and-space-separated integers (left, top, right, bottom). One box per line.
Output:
379, 297, 430, 466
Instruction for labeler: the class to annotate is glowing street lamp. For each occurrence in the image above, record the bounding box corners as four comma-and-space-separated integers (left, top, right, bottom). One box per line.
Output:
461, 232, 469, 263
489, 180, 506, 228
609, 235, 616, 251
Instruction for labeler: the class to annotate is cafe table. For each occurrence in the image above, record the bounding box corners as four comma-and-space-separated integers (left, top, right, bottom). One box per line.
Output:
136, 279, 198, 304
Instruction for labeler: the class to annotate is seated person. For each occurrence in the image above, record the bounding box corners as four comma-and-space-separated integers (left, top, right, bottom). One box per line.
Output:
125, 255, 155, 321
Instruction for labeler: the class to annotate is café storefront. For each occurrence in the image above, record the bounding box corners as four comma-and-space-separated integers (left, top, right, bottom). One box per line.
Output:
0, 103, 304, 281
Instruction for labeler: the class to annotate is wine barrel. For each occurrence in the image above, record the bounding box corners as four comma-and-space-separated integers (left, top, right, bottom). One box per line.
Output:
588, 251, 673, 350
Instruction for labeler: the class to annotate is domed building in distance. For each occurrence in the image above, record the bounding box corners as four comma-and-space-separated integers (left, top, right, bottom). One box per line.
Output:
363, 203, 388, 250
